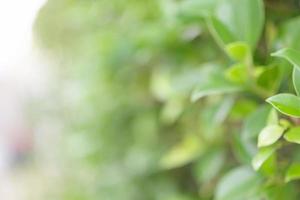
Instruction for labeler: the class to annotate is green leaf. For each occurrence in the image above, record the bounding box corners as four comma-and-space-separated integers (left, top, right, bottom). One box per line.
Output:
194, 148, 225, 183
215, 166, 261, 200
225, 42, 250, 62
256, 66, 280, 92
284, 127, 300, 144
267, 109, 278, 125
242, 106, 271, 140
293, 67, 300, 96
208, 0, 264, 49
257, 125, 285, 147
281, 17, 300, 51
159, 134, 204, 169
191, 71, 242, 102
285, 163, 300, 182
252, 145, 277, 171
178, 0, 220, 18
207, 16, 236, 47
225, 63, 247, 84
271, 48, 300, 69
272, 48, 300, 95
266, 93, 300, 117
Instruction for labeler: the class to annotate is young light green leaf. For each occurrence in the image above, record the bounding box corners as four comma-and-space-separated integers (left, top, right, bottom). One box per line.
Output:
284, 127, 300, 144
215, 166, 261, 200
225, 63, 247, 84
225, 42, 250, 62
208, 0, 264, 49
293, 67, 300, 96
257, 125, 285, 147
285, 163, 300, 182
279, 119, 292, 129
266, 93, 300, 117
267, 109, 278, 125
252, 145, 277, 171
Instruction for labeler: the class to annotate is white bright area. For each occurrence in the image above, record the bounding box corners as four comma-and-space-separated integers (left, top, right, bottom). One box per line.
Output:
0, 0, 53, 199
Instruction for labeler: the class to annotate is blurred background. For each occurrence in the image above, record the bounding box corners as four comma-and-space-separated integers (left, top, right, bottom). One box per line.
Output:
1, 0, 300, 200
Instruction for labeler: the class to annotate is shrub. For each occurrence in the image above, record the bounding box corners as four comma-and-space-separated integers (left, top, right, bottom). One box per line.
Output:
35, 0, 300, 199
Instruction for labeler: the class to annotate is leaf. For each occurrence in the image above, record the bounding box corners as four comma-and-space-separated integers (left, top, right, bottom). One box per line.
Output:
233, 134, 254, 164
194, 148, 225, 183
225, 63, 247, 84
293, 67, 300, 96
225, 42, 250, 62
191, 70, 242, 102
159, 134, 204, 169
285, 163, 300, 182
266, 93, 300, 117
272, 48, 300, 95
208, 0, 264, 49
257, 125, 285, 147
242, 106, 271, 140
256, 66, 280, 92
281, 17, 300, 51
215, 166, 261, 200
271, 48, 300, 70
252, 145, 277, 171
267, 109, 278, 125
284, 127, 300, 144
178, 0, 220, 18
207, 16, 236, 47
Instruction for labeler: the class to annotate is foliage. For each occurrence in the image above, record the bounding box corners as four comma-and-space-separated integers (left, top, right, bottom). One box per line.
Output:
35, 0, 300, 199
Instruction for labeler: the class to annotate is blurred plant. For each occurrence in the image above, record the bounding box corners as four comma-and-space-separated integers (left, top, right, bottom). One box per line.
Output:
34, 0, 300, 199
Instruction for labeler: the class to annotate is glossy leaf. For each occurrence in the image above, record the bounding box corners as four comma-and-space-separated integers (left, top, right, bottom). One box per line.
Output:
293, 67, 300, 96
284, 127, 300, 144
271, 48, 300, 69
272, 48, 300, 95
266, 93, 300, 117
257, 125, 285, 147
